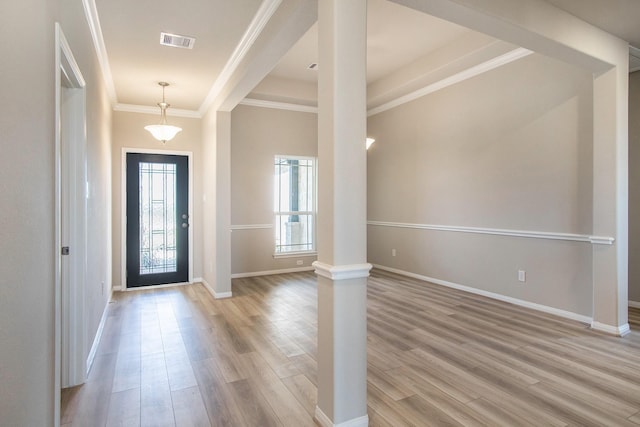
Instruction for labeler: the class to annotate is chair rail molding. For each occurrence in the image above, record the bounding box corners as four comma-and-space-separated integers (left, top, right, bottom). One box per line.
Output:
367, 221, 615, 245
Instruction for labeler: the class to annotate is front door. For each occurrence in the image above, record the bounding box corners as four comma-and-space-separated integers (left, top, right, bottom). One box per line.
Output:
126, 153, 189, 287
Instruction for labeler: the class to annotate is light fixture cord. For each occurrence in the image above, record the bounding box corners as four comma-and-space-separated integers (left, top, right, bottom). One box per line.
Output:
160, 84, 168, 125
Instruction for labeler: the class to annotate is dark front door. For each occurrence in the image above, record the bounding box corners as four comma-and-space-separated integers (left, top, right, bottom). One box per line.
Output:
126, 153, 189, 287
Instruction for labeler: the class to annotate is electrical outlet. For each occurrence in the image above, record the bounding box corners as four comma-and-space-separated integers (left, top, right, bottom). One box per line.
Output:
392, 249, 397, 257
518, 270, 526, 282
296, 260, 303, 266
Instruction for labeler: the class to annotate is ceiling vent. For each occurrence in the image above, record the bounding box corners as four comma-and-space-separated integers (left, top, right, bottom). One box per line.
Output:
160, 32, 196, 49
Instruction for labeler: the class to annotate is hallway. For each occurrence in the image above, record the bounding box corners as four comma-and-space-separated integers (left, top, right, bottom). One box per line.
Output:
62, 272, 640, 426
61, 275, 318, 426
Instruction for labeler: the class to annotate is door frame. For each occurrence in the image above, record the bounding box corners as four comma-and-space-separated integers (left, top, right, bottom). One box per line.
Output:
55, 22, 87, 426
121, 148, 193, 289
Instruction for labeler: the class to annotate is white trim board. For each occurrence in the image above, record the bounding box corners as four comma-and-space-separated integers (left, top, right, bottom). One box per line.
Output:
230, 223, 273, 230
199, 0, 282, 115
240, 49, 534, 117
367, 47, 533, 117
314, 407, 369, 427
313, 262, 372, 281
591, 321, 630, 337
114, 103, 201, 118
201, 278, 233, 299
231, 266, 314, 279
273, 251, 317, 259
367, 221, 614, 245
86, 295, 111, 376
372, 264, 593, 325
240, 98, 318, 114
81, 0, 116, 104
55, 23, 89, 426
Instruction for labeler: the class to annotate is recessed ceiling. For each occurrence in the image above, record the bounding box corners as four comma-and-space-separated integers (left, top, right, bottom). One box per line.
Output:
93, 0, 640, 113
269, 0, 472, 84
543, 0, 640, 48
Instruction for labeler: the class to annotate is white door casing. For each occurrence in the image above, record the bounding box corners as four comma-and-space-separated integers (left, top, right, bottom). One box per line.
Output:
55, 22, 87, 426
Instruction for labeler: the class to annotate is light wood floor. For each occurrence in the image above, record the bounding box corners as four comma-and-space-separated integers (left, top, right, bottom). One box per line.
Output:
630, 306, 640, 330
62, 270, 640, 426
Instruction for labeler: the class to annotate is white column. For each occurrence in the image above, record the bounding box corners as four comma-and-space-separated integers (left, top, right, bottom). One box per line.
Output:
215, 111, 232, 297
313, 0, 370, 426
592, 62, 629, 335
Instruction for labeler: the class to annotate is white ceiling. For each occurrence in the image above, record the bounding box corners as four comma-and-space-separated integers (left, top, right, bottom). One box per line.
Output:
543, 0, 640, 48
96, 0, 263, 111
269, 0, 472, 84
93, 0, 640, 113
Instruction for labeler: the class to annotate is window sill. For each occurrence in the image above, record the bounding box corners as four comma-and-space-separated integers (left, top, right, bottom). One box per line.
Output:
273, 251, 318, 259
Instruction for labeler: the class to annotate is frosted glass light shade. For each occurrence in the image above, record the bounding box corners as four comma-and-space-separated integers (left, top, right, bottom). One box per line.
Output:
144, 124, 182, 142
366, 137, 375, 150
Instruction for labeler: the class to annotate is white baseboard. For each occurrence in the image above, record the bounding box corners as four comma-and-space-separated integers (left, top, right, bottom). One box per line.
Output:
629, 300, 640, 308
86, 295, 110, 375
201, 278, 233, 299
591, 321, 630, 336
372, 264, 593, 325
191, 277, 204, 284
231, 266, 314, 279
314, 406, 369, 427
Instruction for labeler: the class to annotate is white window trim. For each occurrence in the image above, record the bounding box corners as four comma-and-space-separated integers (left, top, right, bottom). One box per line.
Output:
274, 155, 317, 256
273, 251, 318, 259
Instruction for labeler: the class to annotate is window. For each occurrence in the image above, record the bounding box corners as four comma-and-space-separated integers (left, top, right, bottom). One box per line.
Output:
274, 155, 316, 255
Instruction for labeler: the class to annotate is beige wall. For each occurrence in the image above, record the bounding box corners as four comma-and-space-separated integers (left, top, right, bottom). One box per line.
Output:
230, 105, 318, 274
0, 3, 59, 424
0, 0, 113, 424
629, 71, 640, 303
111, 111, 203, 288
367, 53, 595, 316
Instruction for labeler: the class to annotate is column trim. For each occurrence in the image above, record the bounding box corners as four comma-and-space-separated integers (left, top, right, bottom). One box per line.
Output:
312, 261, 372, 281
314, 406, 369, 427
591, 321, 630, 337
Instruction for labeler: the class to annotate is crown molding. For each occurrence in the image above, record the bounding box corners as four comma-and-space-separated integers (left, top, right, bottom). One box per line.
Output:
199, 0, 283, 115
82, 0, 117, 104
114, 103, 201, 118
367, 47, 533, 117
240, 48, 533, 117
240, 98, 318, 113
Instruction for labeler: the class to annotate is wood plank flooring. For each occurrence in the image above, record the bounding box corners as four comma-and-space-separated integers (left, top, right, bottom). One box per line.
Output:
630, 306, 640, 330
62, 270, 640, 426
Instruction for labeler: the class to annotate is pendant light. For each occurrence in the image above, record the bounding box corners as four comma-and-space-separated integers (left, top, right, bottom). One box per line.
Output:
144, 82, 182, 143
